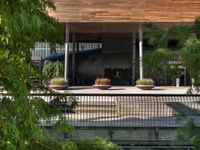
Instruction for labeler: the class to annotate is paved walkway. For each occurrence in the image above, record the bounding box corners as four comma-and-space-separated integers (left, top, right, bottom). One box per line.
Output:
27, 86, 200, 127
64, 86, 190, 94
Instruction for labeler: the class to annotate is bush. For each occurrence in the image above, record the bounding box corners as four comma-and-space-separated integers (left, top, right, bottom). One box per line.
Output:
42, 61, 64, 81
95, 78, 111, 85
136, 78, 154, 85
50, 77, 68, 85
62, 141, 78, 150
29, 138, 119, 150
75, 138, 119, 150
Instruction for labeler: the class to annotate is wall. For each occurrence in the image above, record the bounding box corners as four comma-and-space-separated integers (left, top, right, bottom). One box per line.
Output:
102, 34, 132, 53
70, 127, 191, 149
76, 50, 133, 85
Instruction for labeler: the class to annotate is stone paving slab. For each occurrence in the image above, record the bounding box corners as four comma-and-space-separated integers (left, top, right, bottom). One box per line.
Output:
63, 86, 190, 94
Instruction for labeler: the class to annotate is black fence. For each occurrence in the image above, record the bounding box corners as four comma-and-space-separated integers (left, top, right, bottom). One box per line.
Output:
2, 93, 200, 128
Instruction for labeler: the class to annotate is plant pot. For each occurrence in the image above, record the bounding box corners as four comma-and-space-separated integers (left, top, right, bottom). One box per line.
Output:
136, 85, 154, 90
93, 84, 112, 90
48, 84, 68, 90
176, 78, 180, 87
191, 78, 195, 89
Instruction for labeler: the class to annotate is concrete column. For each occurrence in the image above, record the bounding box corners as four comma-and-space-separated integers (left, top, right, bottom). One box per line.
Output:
139, 24, 144, 80
72, 33, 76, 85
77, 41, 79, 52
64, 24, 69, 80
132, 32, 136, 85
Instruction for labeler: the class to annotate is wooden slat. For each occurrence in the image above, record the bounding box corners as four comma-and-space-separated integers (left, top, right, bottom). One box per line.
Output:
50, 0, 200, 23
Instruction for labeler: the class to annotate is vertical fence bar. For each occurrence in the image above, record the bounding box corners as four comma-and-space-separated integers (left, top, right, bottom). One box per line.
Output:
2, 93, 200, 128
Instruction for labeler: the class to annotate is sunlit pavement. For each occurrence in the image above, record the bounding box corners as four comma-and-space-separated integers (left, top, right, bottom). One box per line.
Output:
59, 86, 191, 94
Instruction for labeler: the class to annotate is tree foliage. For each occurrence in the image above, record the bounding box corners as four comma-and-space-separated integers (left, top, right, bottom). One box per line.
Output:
0, 0, 69, 149
144, 17, 200, 85
145, 26, 168, 49
42, 61, 64, 81
175, 118, 200, 150
75, 138, 120, 150
0, 1, 119, 149
181, 38, 200, 81
143, 48, 172, 79
145, 17, 200, 149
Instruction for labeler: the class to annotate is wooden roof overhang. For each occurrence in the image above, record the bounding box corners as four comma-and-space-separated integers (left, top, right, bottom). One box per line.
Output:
59, 22, 192, 34
50, 0, 200, 23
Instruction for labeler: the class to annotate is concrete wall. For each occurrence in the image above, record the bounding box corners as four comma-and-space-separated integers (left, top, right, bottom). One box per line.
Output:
70, 127, 177, 141
69, 127, 192, 150
46, 127, 192, 149
102, 34, 132, 53
75, 34, 134, 85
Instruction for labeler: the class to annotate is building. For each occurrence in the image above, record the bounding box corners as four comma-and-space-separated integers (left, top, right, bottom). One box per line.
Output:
43, 2, 200, 149
44, 0, 200, 86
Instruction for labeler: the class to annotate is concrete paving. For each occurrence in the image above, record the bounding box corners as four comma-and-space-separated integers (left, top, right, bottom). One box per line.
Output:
52, 86, 200, 128
64, 86, 190, 94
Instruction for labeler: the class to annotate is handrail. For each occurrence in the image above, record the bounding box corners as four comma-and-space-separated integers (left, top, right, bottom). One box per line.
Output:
3, 93, 199, 97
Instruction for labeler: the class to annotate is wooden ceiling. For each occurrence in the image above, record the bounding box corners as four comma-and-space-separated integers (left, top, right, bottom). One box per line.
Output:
50, 0, 200, 23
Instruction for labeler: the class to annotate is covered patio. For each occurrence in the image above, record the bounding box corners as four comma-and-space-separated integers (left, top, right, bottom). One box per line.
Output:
48, 0, 199, 87
60, 22, 190, 86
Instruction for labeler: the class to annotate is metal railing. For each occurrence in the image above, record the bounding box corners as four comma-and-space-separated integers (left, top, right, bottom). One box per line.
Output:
36, 93, 200, 127
2, 93, 200, 128
31, 42, 102, 58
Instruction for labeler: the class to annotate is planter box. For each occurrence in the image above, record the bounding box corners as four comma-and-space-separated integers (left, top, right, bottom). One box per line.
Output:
136, 85, 154, 90
93, 85, 112, 90
48, 84, 68, 90
176, 78, 180, 87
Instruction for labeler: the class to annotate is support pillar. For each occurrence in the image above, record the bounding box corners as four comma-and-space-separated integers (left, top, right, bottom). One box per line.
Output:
77, 41, 79, 52
139, 24, 144, 80
132, 32, 136, 85
64, 24, 69, 80
72, 33, 76, 85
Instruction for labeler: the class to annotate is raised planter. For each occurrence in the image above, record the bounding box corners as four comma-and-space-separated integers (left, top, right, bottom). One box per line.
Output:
93, 78, 112, 90
48, 77, 68, 90
135, 78, 154, 90
135, 84, 154, 90
176, 78, 180, 87
93, 84, 112, 90
48, 84, 68, 90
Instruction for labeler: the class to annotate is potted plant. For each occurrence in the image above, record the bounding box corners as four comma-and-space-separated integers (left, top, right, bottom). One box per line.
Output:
93, 78, 112, 90
136, 78, 154, 90
48, 77, 68, 90
42, 61, 64, 85
169, 62, 183, 87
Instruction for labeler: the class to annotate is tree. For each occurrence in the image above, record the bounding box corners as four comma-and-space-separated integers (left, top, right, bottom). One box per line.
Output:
0, 1, 119, 149
144, 20, 195, 85
145, 17, 200, 149
0, 0, 70, 149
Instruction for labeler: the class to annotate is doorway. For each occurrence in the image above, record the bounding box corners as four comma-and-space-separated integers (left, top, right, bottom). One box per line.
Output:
105, 68, 131, 86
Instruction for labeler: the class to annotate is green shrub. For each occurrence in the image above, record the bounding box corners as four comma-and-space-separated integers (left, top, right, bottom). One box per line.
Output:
75, 138, 119, 150
136, 78, 154, 85
29, 138, 119, 150
28, 140, 62, 150
42, 61, 64, 81
62, 141, 78, 150
50, 77, 68, 85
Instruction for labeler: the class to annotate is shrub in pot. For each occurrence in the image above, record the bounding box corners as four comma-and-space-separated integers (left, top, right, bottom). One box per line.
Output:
93, 78, 112, 90
49, 77, 68, 90
136, 78, 154, 90
42, 61, 64, 85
